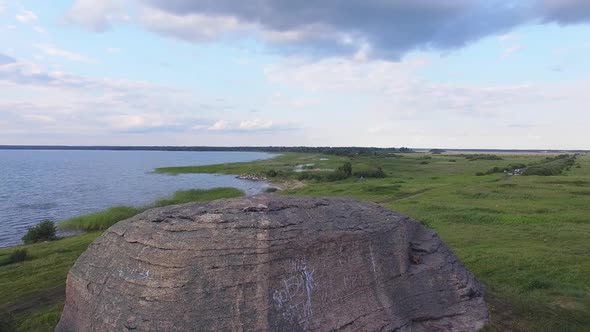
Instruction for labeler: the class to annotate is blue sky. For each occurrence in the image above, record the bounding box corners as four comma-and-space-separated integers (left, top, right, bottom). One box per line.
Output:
1, 0, 589, 149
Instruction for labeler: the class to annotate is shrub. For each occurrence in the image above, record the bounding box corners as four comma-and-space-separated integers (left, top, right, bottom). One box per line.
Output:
448, 159, 456, 162
462, 154, 503, 161
338, 162, 352, 177
297, 172, 323, 181
523, 155, 576, 176
324, 162, 353, 181
22, 220, 57, 244
420, 161, 429, 165
477, 163, 527, 176
9, 249, 28, 263
353, 167, 386, 178
266, 169, 278, 177
326, 170, 350, 181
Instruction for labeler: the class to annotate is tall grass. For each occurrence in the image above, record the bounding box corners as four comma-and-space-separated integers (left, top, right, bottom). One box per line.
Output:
59, 206, 142, 231
60, 187, 245, 231
154, 187, 243, 207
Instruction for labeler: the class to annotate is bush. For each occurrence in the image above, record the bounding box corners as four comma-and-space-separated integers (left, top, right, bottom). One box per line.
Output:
22, 220, 57, 244
462, 154, 503, 161
477, 163, 527, 176
265, 169, 278, 177
326, 170, 350, 181
324, 162, 353, 181
523, 155, 576, 176
420, 161, 429, 165
448, 159, 456, 162
9, 249, 28, 263
353, 167, 386, 178
338, 162, 352, 177
297, 172, 323, 181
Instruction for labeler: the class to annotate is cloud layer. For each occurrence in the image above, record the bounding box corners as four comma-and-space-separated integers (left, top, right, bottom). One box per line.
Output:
0, 55, 296, 144
130, 0, 590, 59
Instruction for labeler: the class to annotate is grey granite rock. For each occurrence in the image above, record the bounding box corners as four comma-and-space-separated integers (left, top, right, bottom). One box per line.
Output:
56, 195, 488, 331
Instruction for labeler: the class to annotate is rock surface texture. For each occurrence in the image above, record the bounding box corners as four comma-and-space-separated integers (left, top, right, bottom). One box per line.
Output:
57, 195, 488, 332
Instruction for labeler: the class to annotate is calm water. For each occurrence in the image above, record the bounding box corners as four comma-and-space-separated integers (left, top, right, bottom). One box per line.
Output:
0, 150, 273, 248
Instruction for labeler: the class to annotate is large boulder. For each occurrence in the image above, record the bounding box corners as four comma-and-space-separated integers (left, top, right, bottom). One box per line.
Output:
56, 195, 488, 331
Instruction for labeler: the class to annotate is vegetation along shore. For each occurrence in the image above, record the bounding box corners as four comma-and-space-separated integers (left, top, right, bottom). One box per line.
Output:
1, 151, 589, 331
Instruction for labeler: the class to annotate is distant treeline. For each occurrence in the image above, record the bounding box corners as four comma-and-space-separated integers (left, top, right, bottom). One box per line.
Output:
0, 145, 413, 156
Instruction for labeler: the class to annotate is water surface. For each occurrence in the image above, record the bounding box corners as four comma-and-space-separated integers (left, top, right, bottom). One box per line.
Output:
0, 150, 272, 248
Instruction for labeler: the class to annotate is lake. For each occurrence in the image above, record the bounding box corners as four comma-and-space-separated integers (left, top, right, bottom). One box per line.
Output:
0, 150, 273, 248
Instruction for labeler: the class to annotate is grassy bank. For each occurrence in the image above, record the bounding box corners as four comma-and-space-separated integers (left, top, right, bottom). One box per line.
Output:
0, 187, 245, 331
158, 152, 590, 331
59, 187, 243, 231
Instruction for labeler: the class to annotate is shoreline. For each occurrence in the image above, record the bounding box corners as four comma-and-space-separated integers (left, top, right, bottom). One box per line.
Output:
1, 186, 255, 250
0, 150, 276, 249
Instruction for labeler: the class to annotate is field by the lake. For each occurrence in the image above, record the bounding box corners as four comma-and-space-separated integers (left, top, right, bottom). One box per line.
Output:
1, 151, 589, 331
158, 152, 590, 331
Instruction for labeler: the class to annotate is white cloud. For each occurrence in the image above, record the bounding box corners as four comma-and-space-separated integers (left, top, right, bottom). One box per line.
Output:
499, 34, 523, 58
140, 7, 251, 42
16, 10, 37, 23
15, 9, 46, 34
502, 44, 523, 58
34, 44, 95, 63
208, 120, 230, 131
207, 119, 285, 132
0, 57, 297, 145
238, 119, 273, 130
67, 0, 129, 32
262, 55, 590, 148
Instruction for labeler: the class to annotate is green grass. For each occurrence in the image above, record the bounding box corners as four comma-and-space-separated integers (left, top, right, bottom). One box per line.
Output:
59, 206, 142, 231
158, 152, 590, 331
155, 152, 350, 178
4, 153, 589, 331
0, 233, 99, 306
58, 187, 244, 232
154, 187, 243, 207
0, 187, 245, 331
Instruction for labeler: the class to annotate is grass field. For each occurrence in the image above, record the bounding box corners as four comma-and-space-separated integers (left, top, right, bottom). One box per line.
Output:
157, 152, 590, 331
2, 153, 588, 331
0, 187, 245, 331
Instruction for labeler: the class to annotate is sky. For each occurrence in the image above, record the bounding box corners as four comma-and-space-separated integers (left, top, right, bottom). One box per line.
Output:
1, 0, 590, 149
